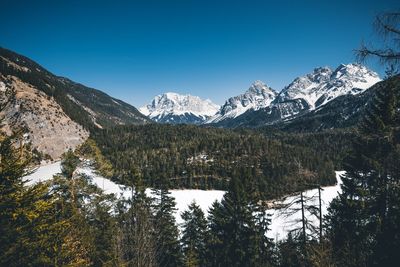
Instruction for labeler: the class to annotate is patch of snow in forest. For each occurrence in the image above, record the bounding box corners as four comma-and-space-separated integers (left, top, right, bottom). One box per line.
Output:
23, 162, 343, 240
266, 171, 343, 240
24, 161, 62, 185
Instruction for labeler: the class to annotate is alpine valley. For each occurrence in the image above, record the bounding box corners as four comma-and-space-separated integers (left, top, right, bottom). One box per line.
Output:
0, 46, 388, 164
3, 5, 400, 266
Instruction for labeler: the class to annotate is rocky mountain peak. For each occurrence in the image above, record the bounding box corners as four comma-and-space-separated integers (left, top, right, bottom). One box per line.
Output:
140, 92, 219, 124
206, 81, 278, 123
276, 63, 381, 109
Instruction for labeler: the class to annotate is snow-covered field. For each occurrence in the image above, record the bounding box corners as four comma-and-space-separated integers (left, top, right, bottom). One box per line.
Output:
267, 172, 343, 240
23, 162, 225, 225
23, 162, 343, 240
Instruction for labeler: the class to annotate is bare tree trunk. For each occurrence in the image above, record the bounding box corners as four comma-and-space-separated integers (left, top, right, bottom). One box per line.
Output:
318, 186, 322, 243
301, 191, 306, 246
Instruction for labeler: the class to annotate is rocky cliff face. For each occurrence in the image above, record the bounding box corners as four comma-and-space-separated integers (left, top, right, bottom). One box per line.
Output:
276, 63, 381, 109
210, 63, 381, 128
0, 75, 89, 160
0, 47, 151, 159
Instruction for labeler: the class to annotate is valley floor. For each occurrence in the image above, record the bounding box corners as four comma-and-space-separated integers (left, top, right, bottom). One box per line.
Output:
24, 161, 343, 241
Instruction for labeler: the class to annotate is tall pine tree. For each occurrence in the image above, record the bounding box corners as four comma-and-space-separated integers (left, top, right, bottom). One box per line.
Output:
151, 179, 183, 267
326, 76, 400, 266
205, 175, 274, 267
181, 201, 208, 267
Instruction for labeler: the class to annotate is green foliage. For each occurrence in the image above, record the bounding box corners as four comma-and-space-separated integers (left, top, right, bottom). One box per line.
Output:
205, 176, 275, 267
50, 152, 118, 266
181, 201, 208, 267
326, 76, 400, 266
76, 138, 114, 177
0, 131, 73, 266
151, 186, 183, 267
92, 124, 336, 199
116, 176, 157, 267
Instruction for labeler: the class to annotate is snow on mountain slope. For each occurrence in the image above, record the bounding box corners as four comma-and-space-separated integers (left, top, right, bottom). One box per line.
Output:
207, 80, 277, 123
140, 92, 219, 124
24, 162, 343, 240
276, 63, 381, 109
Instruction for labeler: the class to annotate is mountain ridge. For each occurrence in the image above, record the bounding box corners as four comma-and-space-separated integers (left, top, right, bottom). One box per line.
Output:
208, 63, 381, 128
206, 80, 277, 123
140, 92, 219, 124
0, 47, 150, 159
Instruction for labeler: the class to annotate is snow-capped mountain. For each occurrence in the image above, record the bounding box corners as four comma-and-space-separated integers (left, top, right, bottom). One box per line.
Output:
207, 80, 277, 123
140, 92, 219, 124
275, 63, 381, 109
209, 63, 381, 128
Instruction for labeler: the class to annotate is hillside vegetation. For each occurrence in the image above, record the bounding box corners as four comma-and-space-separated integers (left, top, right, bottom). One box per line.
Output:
93, 124, 338, 199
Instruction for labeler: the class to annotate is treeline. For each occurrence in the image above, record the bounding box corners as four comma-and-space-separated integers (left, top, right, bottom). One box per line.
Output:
0, 140, 332, 267
92, 125, 336, 199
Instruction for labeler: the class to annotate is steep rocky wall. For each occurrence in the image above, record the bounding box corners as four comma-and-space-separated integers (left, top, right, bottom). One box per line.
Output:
0, 75, 89, 160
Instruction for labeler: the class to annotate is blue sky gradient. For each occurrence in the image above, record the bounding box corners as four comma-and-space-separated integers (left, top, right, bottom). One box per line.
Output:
1, 0, 398, 107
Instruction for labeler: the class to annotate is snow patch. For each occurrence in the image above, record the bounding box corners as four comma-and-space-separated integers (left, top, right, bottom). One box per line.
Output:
24, 162, 343, 240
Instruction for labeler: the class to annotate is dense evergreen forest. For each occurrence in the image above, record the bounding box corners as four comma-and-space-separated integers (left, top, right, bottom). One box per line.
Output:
91, 125, 339, 199
1, 73, 399, 266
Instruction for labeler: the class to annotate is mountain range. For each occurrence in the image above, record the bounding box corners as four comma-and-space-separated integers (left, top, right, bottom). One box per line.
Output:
141, 63, 381, 127
0, 47, 388, 159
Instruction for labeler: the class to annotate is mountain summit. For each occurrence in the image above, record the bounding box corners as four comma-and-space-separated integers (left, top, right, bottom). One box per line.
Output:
207, 80, 277, 123
140, 92, 219, 124
208, 63, 381, 127
276, 63, 381, 109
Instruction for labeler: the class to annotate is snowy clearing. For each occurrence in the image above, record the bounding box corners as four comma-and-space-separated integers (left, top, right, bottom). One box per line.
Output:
23, 161, 343, 240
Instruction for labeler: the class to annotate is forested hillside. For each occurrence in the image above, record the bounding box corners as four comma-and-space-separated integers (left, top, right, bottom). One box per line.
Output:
92, 124, 337, 199
0, 47, 149, 131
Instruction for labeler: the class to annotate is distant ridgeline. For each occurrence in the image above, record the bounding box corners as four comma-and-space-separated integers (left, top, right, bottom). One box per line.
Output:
0, 47, 149, 132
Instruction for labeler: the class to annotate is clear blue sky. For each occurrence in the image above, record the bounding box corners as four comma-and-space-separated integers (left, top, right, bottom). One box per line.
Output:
1, 0, 398, 107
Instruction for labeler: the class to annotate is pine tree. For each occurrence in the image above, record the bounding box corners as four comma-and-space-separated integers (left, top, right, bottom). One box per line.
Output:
276, 233, 302, 267
50, 150, 109, 266
118, 173, 157, 267
151, 182, 183, 267
326, 77, 400, 266
204, 200, 225, 267
0, 88, 62, 266
87, 190, 117, 266
181, 201, 208, 267
205, 175, 274, 267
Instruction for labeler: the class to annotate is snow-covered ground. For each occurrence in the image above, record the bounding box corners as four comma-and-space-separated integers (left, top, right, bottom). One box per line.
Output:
267, 172, 343, 240
24, 161, 62, 185
23, 162, 225, 225
23, 161, 343, 240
